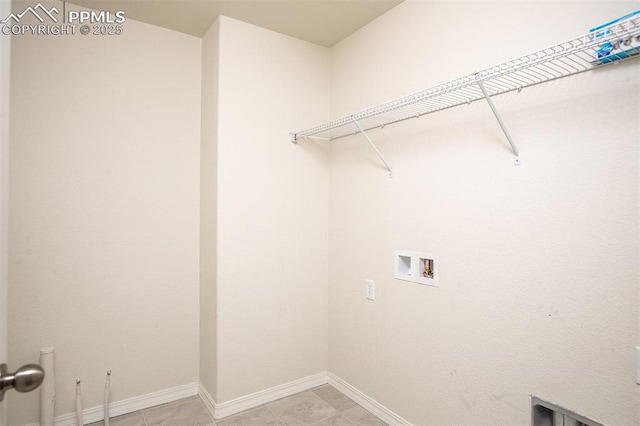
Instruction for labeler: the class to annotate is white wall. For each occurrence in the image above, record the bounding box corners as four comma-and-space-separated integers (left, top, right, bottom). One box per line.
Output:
0, 0, 10, 423
8, 1, 202, 423
200, 17, 219, 401
328, 1, 639, 425
215, 16, 330, 403
7, 1, 639, 424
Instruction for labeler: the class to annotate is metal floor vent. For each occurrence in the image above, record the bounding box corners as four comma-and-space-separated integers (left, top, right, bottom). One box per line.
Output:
531, 396, 604, 426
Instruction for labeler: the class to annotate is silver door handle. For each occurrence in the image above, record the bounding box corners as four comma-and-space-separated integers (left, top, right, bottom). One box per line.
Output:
0, 363, 45, 401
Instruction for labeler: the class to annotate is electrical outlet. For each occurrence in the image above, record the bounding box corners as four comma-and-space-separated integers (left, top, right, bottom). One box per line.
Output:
366, 279, 375, 301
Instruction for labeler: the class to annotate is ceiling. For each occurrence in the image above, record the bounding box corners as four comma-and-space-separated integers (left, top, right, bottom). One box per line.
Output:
69, 0, 404, 47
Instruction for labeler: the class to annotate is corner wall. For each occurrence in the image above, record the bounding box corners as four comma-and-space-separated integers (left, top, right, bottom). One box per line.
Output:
328, 1, 640, 424
8, 2, 202, 424
215, 16, 331, 403
200, 18, 220, 402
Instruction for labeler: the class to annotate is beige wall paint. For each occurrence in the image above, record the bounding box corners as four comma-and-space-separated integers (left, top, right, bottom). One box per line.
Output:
215, 16, 330, 403
329, 1, 639, 425
8, 1, 202, 423
200, 18, 219, 401
6, 0, 639, 423
0, 0, 9, 423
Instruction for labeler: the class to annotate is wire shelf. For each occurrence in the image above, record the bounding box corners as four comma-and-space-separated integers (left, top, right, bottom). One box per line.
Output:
291, 14, 640, 142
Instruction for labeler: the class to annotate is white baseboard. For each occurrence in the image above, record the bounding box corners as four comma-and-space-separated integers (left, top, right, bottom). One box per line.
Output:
26, 382, 199, 426
328, 372, 412, 426
210, 372, 328, 420
24, 373, 408, 426
201, 371, 410, 424
198, 383, 216, 419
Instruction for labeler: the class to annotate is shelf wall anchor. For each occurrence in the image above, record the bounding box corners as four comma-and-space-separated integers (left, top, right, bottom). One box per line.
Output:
353, 119, 393, 177
476, 79, 521, 165
291, 133, 331, 144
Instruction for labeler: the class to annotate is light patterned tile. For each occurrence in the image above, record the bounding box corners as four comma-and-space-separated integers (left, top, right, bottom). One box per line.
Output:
217, 405, 283, 425
341, 406, 387, 426
311, 386, 357, 412
143, 397, 214, 425
310, 414, 355, 425
87, 411, 146, 426
266, 390, 339, 425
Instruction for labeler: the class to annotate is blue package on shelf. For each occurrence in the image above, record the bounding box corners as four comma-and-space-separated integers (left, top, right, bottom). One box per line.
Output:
590, 10, 640, 63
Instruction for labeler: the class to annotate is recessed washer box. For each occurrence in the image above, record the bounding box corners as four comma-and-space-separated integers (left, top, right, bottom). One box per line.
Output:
394, 250, 439, 287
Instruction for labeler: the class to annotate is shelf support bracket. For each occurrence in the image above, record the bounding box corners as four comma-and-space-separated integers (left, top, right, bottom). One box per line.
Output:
353, 119, 393, 177
476, 79, 521, 165
290, 133, 330, 143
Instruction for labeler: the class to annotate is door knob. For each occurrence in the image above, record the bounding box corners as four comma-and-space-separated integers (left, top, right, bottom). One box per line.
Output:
0, 363, 45, 401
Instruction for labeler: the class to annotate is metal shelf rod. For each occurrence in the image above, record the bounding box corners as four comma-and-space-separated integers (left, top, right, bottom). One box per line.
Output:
353, 119, 393, 177
476, 79, 520, 166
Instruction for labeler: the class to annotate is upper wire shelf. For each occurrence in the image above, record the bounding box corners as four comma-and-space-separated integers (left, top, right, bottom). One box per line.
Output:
291, 14, 640, 143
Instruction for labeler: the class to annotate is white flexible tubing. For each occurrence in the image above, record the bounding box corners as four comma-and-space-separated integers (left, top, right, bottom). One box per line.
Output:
75, 380, 83, 426
104, 370, 111, 426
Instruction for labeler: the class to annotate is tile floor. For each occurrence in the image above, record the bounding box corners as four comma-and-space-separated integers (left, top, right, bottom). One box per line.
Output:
87, 385, 387, 426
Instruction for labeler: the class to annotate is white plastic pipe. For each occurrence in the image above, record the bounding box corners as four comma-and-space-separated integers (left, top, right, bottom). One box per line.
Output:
39, 347, 55, 426
75, 380, 83, 426
104, 370, 111, 426
552, 411, 563, 425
